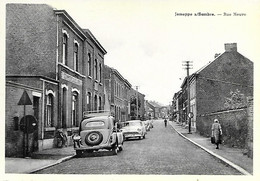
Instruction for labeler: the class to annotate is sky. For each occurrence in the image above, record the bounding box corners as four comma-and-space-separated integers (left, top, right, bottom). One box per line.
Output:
4, 0, 260, 105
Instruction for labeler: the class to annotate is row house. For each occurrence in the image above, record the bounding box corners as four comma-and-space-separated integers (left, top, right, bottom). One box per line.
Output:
6, 4, 106, 157
172, 43, 253, 148
104, 65, 132, 123
129, 88, 146, 120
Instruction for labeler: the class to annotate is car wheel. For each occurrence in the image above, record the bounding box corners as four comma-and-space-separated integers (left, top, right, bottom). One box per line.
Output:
118, 146, 123, 152
112, 147, 118, 155
139, 136, 142, 140
85, 131, 103, 146
143, 134, 146, 139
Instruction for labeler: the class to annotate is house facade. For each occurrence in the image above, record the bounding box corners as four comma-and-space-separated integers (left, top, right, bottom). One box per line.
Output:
6, 4, 107, 157
104, 65, 132, 123
174, 43, 253, 148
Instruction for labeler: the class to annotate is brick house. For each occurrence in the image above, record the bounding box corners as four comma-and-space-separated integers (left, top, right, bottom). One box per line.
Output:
6, 4, 106, 157
176, 43, 253, 148
82, 29, 107, 113
104, 65, 132, 123
129, 88, 146, 120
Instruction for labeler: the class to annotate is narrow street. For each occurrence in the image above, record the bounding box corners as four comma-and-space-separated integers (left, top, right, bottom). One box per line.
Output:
35, 119, 241, 175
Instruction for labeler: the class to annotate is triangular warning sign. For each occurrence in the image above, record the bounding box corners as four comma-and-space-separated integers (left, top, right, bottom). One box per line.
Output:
18, 90, 32, 105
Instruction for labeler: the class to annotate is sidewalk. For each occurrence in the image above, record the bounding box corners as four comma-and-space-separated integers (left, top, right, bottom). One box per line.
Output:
169, 121, 253, 175
5, 122, 253, 175
5, 146, 75, 174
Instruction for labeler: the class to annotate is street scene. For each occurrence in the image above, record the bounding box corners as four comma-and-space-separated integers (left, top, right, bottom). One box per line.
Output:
34, 119, 241, 175
4, 0, 257, 179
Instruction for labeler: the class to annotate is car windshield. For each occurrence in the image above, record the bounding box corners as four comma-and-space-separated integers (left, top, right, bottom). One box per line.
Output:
125, 122, 141, 127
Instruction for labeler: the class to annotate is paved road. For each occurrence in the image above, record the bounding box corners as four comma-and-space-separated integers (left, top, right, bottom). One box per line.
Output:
35, 119, 241, 175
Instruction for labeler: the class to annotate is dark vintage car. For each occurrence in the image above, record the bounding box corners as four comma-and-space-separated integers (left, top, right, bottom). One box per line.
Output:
73, 111, 124, 156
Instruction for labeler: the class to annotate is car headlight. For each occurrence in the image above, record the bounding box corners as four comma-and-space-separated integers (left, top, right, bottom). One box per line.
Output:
137, 128, 142, 132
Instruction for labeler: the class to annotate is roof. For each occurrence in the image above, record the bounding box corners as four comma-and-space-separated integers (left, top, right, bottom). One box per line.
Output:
105, 65, 132, 88
84, 29, 107, 55
54, 10, 87, 40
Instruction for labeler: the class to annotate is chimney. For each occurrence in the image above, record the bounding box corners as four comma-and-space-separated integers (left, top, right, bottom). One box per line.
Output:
224, 43, 237, 52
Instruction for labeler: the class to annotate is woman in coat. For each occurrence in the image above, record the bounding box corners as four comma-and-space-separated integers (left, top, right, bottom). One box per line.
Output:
211, 119, 222, 149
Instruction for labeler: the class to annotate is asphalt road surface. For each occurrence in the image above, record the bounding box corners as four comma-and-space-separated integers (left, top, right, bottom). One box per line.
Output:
35, 119, 241, 175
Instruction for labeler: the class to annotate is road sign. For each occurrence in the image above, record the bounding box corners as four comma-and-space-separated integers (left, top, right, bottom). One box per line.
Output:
18, 90, 32, 105
20, 115, 37, 134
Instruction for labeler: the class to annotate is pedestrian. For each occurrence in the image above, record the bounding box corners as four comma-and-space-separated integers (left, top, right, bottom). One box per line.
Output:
211, 119, 222, 149
164, 118, 167, 127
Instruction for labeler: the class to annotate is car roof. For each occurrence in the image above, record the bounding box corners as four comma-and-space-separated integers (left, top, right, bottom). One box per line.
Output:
83, 115, 113, 121
83, 111, 112, 119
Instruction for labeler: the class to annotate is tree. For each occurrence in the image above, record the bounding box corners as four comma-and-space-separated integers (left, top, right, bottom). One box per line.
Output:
130, 96, 141, 119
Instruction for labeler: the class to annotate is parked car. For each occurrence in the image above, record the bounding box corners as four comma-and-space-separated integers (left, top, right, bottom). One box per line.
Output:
148, 119, 154, 128
73, 112, 124, 157
121, 120, 147, 140
143, 120, 151, 131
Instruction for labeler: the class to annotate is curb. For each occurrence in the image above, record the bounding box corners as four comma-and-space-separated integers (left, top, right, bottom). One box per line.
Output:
169, 123, 251, 176
29, 154, 76, 174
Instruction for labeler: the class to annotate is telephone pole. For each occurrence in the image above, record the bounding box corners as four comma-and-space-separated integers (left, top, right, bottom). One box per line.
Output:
182, 61, 193, 133
136, 86, 139, 119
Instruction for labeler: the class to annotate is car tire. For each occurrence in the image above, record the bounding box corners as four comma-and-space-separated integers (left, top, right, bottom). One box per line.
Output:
139, 136, 142, 140
85, 131, 103, 146
119, 146, 123, 152
143, 134, 146, 139
112, 147, 118, 155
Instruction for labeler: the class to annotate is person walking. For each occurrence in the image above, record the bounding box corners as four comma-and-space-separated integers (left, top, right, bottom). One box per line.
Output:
164, 118, 167, 127
211, 119, 222, 149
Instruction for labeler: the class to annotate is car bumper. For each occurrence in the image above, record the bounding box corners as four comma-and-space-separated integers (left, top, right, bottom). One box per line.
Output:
123, 133, 142, 138
74, 141, 114, 151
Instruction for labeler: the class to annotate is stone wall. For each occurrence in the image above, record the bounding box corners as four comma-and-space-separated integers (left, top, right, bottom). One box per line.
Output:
196, 108, 248, 148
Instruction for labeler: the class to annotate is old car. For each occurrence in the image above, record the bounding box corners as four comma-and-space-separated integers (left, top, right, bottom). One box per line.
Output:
120, 120, 147, 140
143, 120, 151, 131
73, 111, 124, 156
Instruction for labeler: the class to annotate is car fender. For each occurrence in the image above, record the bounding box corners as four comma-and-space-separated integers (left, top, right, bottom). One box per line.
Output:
111, 132, 117, 144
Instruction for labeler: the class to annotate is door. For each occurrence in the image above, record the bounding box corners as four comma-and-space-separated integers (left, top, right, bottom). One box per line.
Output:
32, 96, 40, 152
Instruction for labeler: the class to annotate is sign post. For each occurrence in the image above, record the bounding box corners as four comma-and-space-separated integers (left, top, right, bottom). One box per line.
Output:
18, 90, 32, 157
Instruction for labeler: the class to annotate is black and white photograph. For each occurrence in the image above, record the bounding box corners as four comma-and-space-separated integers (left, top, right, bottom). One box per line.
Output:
2, 0, 260, 180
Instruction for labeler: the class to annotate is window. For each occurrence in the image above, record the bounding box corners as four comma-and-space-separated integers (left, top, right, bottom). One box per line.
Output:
87, 53, 91, 77
74, 43, 79, 72
13, 116, 19, 131
94, 59, 98, 80
94, 95, 98, 111
62, 88, 67, 128
46, 94, 54, 127
99, 63, 102, 82
87, 92, 91, 111
72, 92, 79, 127
62, 34, 68, 65
99, 96, 102, 110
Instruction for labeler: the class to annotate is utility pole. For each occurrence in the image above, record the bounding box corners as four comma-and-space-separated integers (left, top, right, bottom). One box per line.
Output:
182, 61, 193, 133
136, 86, 139, 119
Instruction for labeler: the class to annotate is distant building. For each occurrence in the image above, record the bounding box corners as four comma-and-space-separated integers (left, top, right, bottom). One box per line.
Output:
104, 65, 132, 122
128, 88, 146, 120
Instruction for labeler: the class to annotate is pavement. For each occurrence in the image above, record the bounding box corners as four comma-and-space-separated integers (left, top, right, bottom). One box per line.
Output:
5, 120, 253, 175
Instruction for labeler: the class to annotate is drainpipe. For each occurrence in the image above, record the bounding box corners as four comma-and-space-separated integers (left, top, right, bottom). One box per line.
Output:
41, 80, 45, 149
56, 15, 59, 80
